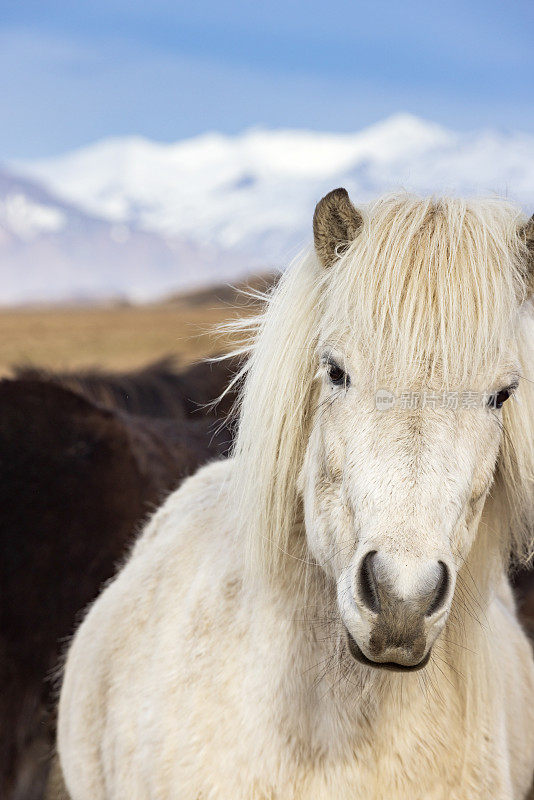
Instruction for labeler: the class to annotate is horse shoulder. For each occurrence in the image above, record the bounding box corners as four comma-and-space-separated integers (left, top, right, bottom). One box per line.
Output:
485, 581, 534, 796
128, 456, 233, 554
57, 457, 235, 800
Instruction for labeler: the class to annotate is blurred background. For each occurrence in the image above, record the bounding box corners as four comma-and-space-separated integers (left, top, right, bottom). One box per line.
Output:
0, 0, 533, 371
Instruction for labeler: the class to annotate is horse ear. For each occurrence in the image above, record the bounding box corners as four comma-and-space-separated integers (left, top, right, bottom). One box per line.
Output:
522, 215, 534, 295
313, 188, 363, 268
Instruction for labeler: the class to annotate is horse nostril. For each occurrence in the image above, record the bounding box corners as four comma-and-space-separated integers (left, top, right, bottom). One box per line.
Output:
426, 561, 450, 616
358, 551, 381, 614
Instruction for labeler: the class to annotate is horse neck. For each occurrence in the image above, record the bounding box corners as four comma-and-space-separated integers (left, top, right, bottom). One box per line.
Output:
442, 507, 508, 675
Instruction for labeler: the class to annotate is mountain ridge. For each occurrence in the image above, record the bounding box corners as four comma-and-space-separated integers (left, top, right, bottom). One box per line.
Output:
3, 114, 534, 305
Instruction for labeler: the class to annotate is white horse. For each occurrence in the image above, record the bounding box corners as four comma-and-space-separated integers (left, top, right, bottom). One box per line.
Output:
57, 192, 534, 799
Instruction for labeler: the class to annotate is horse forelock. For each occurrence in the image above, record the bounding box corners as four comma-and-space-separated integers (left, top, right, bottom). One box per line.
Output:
323, 194, 528, 390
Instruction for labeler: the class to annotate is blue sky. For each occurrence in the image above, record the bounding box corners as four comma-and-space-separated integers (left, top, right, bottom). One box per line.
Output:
1, 0, 533, 158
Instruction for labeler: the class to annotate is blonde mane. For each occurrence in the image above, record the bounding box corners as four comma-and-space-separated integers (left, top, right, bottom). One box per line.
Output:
228, 194, 534, 579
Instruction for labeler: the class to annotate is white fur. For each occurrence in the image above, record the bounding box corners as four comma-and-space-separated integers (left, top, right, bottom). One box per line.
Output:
58, 195, 534, 799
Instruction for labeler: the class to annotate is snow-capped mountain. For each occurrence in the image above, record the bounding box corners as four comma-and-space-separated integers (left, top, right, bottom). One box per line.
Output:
5, 114, 534, 304
0, 168, 257, 305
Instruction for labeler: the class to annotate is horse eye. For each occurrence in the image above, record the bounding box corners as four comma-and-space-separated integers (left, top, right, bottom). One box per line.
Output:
327, 361, 350, 387
487, 388, 512, 410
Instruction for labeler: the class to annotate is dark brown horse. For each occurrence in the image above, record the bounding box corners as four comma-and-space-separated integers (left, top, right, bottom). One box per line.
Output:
514, 567, 534, 639
0, 357, 237, 800
14, 355, 238, 422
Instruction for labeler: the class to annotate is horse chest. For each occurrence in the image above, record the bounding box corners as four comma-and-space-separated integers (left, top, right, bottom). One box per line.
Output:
133, 687, 464, 800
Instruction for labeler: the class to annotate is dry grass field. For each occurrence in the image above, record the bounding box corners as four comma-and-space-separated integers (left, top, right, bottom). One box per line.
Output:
0, 281, 268, 377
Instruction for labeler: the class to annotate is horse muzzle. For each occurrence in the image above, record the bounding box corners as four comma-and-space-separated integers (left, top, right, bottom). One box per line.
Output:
338, 550, 454, 671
